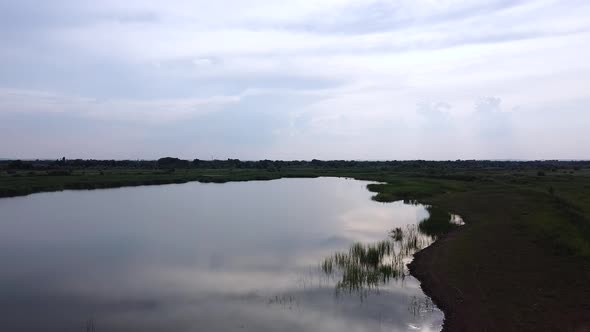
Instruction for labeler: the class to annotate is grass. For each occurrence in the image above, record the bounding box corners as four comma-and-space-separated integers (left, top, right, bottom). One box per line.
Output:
0, 168, 314, 197
410, 178, 590, 330
366, 178, 465, 202
320, 203, 462, 298
321, 224, 433, 297
418, 205, 462, 238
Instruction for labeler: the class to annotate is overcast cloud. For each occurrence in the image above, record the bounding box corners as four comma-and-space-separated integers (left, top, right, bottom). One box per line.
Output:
1, 0, 589, 160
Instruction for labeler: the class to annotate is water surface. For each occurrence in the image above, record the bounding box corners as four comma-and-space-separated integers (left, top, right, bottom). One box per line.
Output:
0, 178, 450, 331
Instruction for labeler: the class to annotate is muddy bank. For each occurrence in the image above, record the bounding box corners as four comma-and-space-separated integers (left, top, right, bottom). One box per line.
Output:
409, 192, 590, 332
408, 229, 468, 331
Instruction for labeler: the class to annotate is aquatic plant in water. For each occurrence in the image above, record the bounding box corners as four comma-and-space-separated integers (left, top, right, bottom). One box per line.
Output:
321, 224, 433, 298
321, 206, 463, 298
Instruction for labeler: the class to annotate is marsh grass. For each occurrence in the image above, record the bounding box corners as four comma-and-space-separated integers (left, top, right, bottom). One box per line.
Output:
418, 205, 462, 238
321, 224, 435, 298
320, 201, 466, 298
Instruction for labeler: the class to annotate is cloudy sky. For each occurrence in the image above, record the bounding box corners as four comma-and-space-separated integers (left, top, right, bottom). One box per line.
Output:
1, 0, 589, 160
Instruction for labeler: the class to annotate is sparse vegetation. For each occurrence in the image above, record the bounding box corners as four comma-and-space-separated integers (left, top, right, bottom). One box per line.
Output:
321, 224, 434, 298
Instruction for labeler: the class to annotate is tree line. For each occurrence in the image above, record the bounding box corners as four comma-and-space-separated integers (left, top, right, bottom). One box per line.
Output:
1, 157, 588, 172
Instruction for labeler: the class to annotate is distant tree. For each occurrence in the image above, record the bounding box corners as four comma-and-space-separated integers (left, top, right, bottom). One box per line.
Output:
310, 159, 323, 167
157, 157, 190, 169
8, 160, 33, 169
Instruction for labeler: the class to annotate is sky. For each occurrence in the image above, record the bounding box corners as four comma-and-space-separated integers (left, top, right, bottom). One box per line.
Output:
1, 0, 589, 160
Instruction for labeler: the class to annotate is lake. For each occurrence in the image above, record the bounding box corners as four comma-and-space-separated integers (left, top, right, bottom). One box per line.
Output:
0, 177, 454, 331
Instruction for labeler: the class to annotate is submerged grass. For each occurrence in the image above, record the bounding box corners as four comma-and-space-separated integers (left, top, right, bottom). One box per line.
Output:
320, 223, 442, 297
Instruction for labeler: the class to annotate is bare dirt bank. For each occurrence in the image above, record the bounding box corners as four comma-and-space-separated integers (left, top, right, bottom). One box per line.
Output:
409, 191, 590, 332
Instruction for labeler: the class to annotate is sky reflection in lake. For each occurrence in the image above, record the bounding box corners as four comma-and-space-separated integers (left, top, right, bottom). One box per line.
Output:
0, 178, 443, 331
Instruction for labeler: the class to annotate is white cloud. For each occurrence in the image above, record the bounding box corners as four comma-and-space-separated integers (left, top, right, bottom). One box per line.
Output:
0, 0, 589, 159
0, 89, 241, 124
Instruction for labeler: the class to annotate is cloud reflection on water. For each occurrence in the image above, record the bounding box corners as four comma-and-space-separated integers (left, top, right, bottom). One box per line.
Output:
0, 178, 443, 331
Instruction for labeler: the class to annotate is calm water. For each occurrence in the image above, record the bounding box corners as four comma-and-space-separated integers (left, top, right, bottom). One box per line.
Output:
0, 178, 449, 332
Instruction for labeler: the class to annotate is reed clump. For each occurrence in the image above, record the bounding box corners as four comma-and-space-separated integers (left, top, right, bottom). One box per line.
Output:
321, 224, 434, 296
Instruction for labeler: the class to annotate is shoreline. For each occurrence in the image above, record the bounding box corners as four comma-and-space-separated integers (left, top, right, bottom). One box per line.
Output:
410, 190, 590, 331
409, 228, 465, 331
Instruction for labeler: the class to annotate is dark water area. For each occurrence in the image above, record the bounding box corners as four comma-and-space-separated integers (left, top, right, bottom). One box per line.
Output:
0, 178, 461, 331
